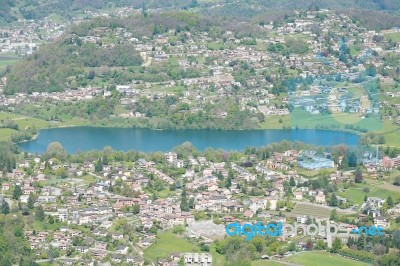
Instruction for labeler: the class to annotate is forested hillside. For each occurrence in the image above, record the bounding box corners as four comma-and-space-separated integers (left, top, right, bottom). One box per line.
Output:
4, 38, 142, 94
0, 0, 399, 24
0, 0, 197, 23
2, 12, 263, 94
0, 214, 37, 265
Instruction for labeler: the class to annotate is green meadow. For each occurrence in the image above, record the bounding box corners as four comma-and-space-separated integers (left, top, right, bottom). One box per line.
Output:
283, 251, 370, 266
144, 232, 200, 264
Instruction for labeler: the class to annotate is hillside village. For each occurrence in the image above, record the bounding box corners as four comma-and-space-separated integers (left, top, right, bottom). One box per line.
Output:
0, 10, 399, 132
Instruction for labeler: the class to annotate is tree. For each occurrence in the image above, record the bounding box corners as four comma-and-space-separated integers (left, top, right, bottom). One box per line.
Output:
188, 197, 195, 209
306, 239, 313, 250
372, 243, 386, 256
225, 175, 232, 188
200, 243, 210, 252
347, 237, 355, 248
387, 196, 394, 208
1, 200, 10, 214
13, 185, 22, 200
288, 241, 296, 252
348, 151, 357, 167
95, 159, 103, 172
21, 205, 30, 216
35, 205, 45, 222
354, 168, 363, 183
180, 189, 189, 212
172, 225, 185, 234
87, 70, 95, 80
132, 204, 140, 215
44, 142, 67, 160
393, 230, 400, 248
357, 234, 366, 250
393, 176, 400, 186
375, 252, 400, 266
289, 176, 296, 187
329, 194, 338, 207
331, 238, 342, 253
27, 193, 35, 209
0, 142, 16, 172
330, 209, 338, 220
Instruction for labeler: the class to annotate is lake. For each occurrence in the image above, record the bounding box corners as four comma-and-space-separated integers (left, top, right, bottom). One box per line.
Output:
18, 127, 359, 153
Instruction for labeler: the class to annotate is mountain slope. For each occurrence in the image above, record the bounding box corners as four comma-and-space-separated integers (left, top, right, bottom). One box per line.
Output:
0, 0, 399, 24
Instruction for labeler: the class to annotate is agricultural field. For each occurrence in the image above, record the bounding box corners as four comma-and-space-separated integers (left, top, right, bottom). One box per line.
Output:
291, 202, 354, 219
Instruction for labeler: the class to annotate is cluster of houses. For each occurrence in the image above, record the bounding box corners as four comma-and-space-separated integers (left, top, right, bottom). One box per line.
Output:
361, 197, 390, 228
0, 141, 397, 264
2, 10, 399, 127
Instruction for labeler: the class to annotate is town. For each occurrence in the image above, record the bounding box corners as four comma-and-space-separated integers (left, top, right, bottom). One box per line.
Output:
0, 140, 399, 265
0, 3, 399, 266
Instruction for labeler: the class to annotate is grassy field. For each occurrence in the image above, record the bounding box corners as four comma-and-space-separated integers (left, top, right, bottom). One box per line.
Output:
261, 109, 381, 132
144, 232, 200, 263
260, 115, 291, 129
385, 32, 400, 43
379, 121, 400, 147
251, 260, 285, 266
80, 174, 97, 185
290, 109, 381, 131
0, 112, 53, 141
297, 168, 336, 178
283, 251, 370, 266
0, 55, 20, 70
210, 243, 227, 266
0, 112, 52, 129
0, 128, 18, 141
349, 45, 362, 57
339, 182, 400, 209
0, 111, 91, 142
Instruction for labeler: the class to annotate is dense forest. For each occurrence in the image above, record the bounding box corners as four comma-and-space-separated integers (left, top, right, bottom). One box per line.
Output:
0, 141, 17, 173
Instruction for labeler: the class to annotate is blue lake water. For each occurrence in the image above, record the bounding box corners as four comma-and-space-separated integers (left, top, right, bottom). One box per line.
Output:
18, 127, 360, 153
